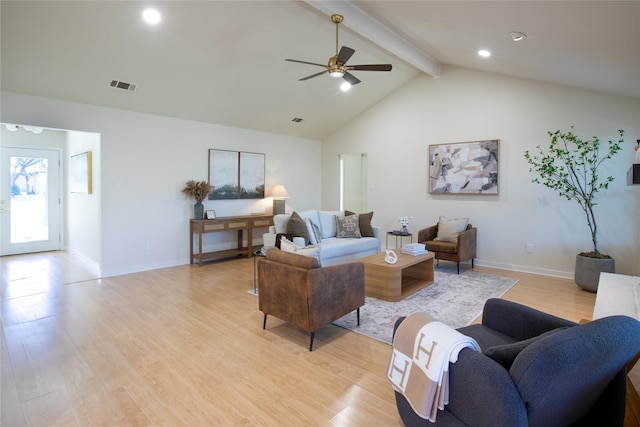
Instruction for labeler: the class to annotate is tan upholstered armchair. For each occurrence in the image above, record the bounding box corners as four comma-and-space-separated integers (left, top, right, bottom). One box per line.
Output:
257, 249, 365, 351
418, 222, 477, 274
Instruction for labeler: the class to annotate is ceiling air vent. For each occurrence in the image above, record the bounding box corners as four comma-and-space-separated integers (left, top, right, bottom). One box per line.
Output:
109, 80, 137, 92
291, 117, 304, 123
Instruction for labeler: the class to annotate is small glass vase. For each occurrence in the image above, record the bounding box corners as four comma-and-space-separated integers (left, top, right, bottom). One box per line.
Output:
400, 225, 409, 235
194, 201, 204, 220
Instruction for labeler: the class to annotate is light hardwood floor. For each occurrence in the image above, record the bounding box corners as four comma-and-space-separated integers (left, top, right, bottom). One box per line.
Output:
0, 251, 605, 426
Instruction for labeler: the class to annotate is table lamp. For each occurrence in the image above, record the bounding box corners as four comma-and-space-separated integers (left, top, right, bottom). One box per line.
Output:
269, 184, 290, 214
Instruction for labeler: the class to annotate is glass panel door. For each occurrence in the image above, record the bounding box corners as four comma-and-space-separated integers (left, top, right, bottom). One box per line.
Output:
1, 147, 61, 255
339, 153, 367, 212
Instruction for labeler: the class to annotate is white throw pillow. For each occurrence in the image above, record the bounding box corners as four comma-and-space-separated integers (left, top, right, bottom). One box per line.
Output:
280, 237, 322, 265
298, 210, 321, 229
280, 236, 298, 252
304, 218, 318, 245
318, 210, 344, 239
311, 222, 322, 243
434, 216, 469, 243
273, 214, 290, 234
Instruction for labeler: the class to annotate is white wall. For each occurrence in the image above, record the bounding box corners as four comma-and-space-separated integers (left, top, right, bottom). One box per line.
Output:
322, 66, 640, 277
4, 64, 639, 279
66, 130, 101, 268
1, 92, 321, 277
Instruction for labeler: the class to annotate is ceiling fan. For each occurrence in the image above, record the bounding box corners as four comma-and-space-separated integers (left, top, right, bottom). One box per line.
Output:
285, 14, 392, 86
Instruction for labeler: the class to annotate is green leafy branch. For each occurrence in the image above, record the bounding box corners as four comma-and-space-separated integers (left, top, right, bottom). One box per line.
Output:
524, 126, 624, 256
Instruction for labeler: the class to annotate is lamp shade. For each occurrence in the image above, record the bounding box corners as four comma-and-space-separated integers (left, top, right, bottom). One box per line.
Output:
268, 184, 290, 199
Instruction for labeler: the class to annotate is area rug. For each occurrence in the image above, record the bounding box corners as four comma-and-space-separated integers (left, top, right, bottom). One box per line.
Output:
333, 267, 518, 345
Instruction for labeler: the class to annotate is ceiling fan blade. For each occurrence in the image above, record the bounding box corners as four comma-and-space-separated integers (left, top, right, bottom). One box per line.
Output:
343, 72, 361, 86
337, 46, 355, 64
285, 59, 327, 68
348, 64, 393, 72
299, 70, 329, 81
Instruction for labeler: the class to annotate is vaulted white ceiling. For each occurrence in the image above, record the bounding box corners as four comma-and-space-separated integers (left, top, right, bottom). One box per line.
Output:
2, 1, 638, 140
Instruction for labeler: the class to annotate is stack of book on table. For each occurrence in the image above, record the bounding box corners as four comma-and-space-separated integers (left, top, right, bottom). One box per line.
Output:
402, 243, 428, 256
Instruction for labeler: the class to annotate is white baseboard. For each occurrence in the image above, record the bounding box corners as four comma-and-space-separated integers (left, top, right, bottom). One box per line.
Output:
64, 247, 102, 278
473, 259, 573, 280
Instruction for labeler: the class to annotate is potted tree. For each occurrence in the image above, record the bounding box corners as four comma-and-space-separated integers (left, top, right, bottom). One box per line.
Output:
524, 126, 625, 292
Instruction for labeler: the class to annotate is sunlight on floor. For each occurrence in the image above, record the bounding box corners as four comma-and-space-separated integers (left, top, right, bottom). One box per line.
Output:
1, 251, 100, 326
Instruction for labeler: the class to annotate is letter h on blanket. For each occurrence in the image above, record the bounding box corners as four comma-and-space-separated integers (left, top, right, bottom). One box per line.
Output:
387, 312, 480, 422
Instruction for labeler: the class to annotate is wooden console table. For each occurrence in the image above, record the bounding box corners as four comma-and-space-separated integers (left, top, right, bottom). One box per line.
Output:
190, 214, 273, 266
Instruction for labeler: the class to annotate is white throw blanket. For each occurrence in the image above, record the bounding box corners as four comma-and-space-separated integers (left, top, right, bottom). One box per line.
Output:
387, 312, 480, 422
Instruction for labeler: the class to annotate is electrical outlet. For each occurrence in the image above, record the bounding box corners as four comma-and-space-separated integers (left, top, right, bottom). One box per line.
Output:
147, 242, 153, 251
525, 243, 535, 253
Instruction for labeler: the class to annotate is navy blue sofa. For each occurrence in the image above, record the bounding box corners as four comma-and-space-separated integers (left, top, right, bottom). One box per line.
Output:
393, 298, 640, 427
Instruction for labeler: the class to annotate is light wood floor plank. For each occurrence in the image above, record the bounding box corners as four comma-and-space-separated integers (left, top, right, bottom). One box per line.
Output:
0, 252, 608, 426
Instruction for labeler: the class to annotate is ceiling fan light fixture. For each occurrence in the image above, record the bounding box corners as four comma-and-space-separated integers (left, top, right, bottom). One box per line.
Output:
284, 14, 391, 85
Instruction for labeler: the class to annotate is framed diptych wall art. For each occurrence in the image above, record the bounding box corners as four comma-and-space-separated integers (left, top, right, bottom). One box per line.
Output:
208, 149, 265, 200
428, 139, 499, 194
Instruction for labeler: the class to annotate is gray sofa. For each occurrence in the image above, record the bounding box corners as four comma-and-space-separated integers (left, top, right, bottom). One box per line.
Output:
262, 210, 381, 266
393, 298, 640, 426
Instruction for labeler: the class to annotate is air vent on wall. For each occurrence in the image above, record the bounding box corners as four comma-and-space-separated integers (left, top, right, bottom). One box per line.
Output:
109, 80, 137, 92
291, 117, 304, 123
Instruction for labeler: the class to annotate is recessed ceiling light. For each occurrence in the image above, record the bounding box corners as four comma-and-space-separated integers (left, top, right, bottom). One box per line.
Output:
142, 8, 161, 25
340, 82, 352, 92
510, 32, 527, 42
478, 49, 491, 58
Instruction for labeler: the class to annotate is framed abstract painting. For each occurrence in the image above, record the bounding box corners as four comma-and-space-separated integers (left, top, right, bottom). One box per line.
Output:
428, 139, 499, 194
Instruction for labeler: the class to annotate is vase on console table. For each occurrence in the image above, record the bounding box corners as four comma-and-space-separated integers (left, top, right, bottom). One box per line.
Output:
194, 202, 204, 220
182, 180, 212, 221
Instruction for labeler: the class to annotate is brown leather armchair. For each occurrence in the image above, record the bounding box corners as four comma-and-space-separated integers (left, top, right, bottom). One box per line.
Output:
418, 223, 477, 274
257, 249, 365, 351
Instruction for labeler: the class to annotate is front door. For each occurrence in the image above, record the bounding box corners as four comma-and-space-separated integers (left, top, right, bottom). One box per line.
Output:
0, 147, 61, 255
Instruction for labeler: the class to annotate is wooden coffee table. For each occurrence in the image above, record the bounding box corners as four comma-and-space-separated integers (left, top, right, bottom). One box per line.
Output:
358, 251, 435, 301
